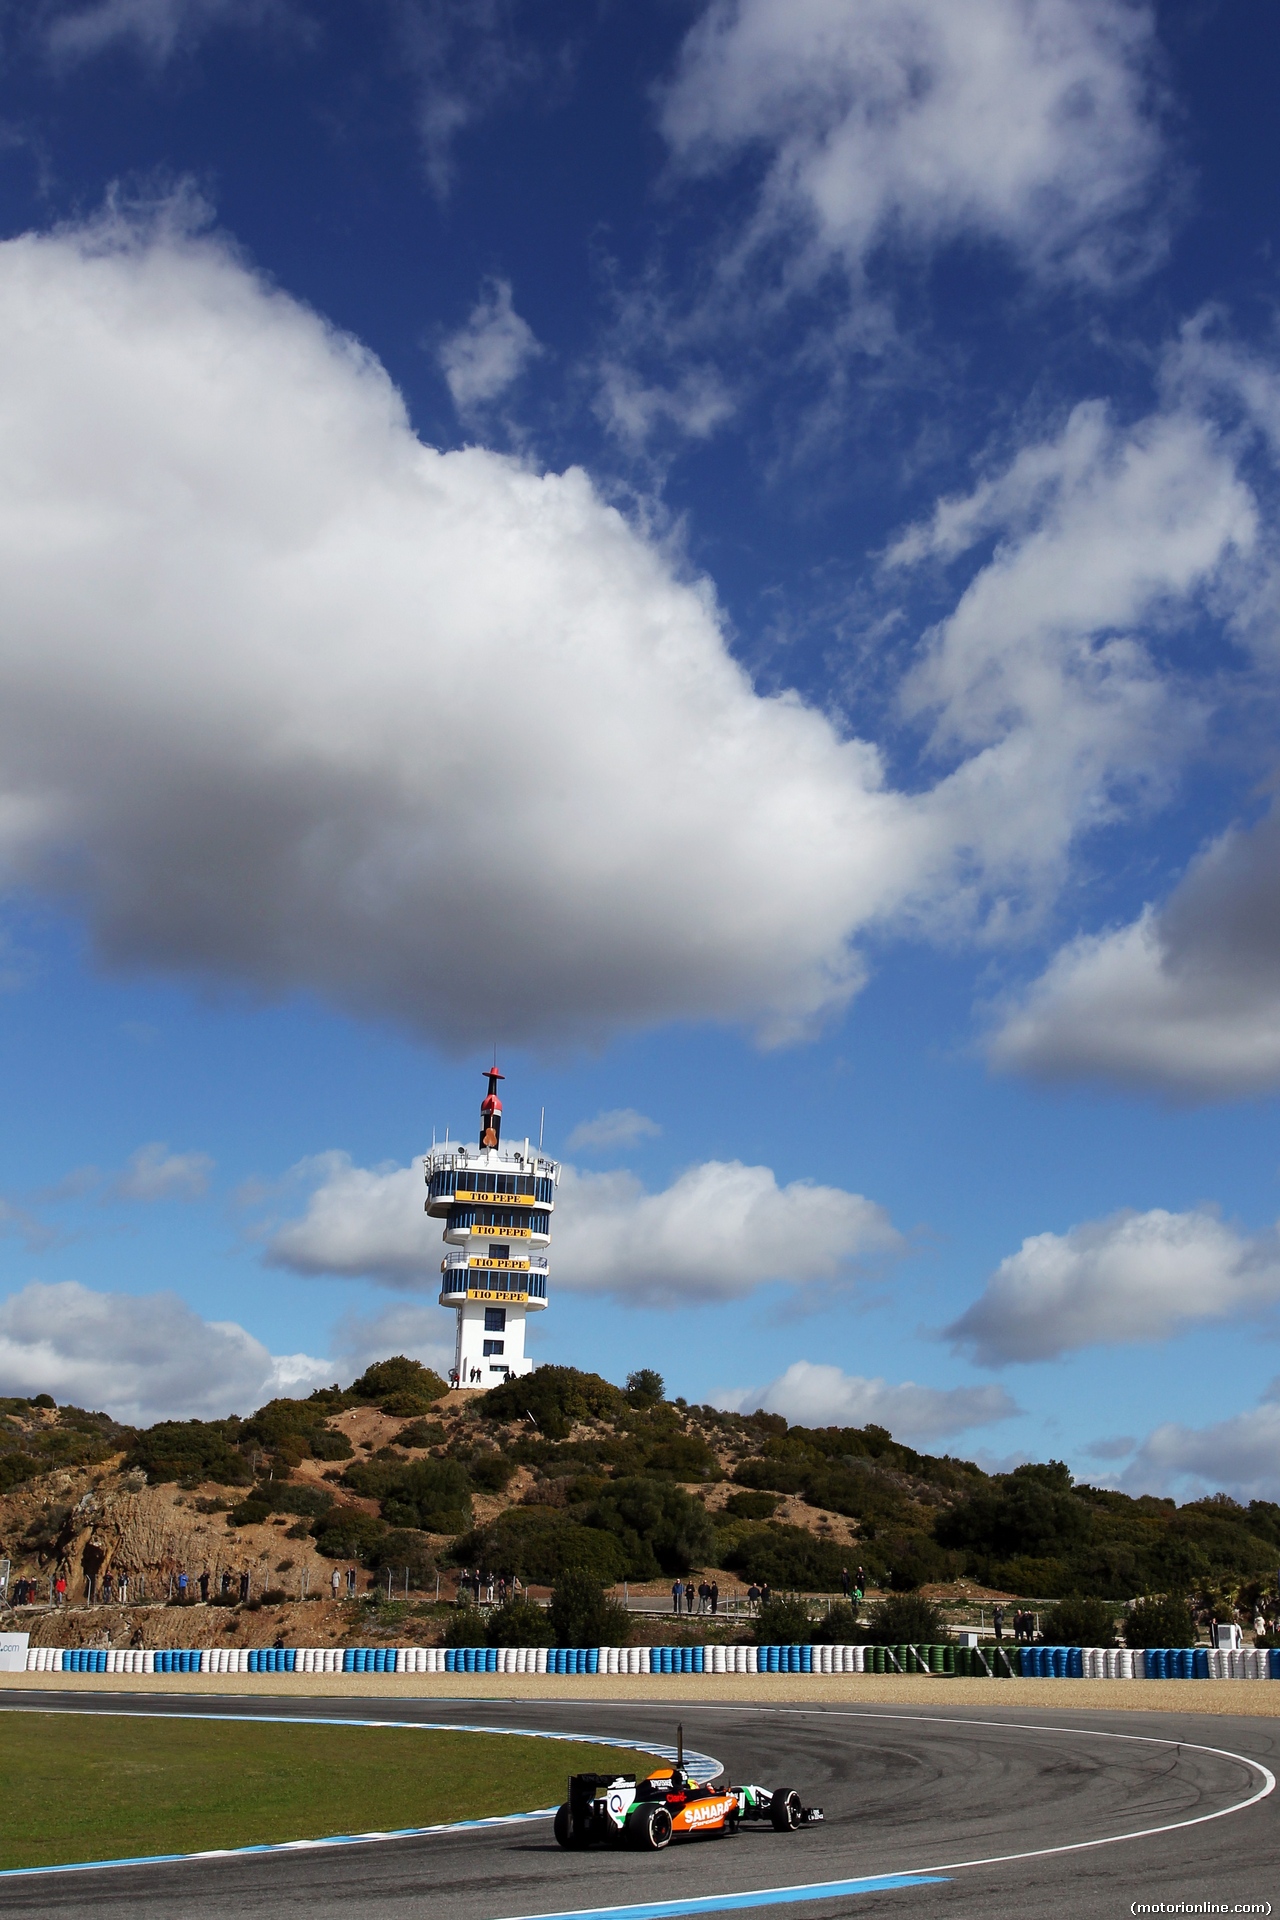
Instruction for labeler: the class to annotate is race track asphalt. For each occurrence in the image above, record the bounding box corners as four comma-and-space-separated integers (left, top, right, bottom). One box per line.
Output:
0, 1689, 1276, 1920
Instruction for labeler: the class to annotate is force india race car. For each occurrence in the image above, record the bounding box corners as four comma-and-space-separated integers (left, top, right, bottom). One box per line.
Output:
553, 1766, 824, 1852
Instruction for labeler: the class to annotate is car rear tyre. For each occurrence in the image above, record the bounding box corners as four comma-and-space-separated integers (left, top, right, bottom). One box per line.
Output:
628, 1804, 673, 1850
554, 1804, 587, 1849
770, 1789, 802, 1832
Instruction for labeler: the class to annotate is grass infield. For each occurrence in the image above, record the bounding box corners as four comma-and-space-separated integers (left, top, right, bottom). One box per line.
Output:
0, 1713, 656, 1870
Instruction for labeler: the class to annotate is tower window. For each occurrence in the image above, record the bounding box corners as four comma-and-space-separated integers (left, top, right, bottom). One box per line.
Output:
484, 1307, 506, 1332
482, 1339, 504, 1356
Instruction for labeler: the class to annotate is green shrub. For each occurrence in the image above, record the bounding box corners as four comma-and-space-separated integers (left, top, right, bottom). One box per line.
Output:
1124, 1595, 1198, 1649
371, 1529, 436, 1588
486, 1597, 556, 1647
239, 1398, 353, 1468
348, 1356, 449, 1410
753, 1597, 814, 1645
861, 1593, 950, 1645
453, 1508, 626, 1587
585, 1477, 716, 1578
625, 1370, 664, 1407
1041, 1596, 1117, 1646
126, 1419, 251, 1487
441, 1604, 489, 1647
313, 1508, 388, 1563
467, 1452, 517, 1495
548, 1570, 632, 1649
397, 1420, 446, 1449
475, 1365, 625, 1440
341, 1456, 474, 1533
721, 1524, 849, 1593
811, 1601, 862, 1645
723, 1490, 779, 1521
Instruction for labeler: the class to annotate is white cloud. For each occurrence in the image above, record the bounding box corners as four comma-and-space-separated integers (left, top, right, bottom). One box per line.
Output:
661, 0, 1167, 290
46, 0, 275, 62
0, 1279, 328, 1425
899, 401, 1255, 933
945, 1206, 1280, 1366
0, 202, 1258, 1054
264, 1151, 902, 1303
264, 1154, 432, 1287
393, 0, 541, 201
714, 1359, 1019, 1444
112, 1141, 214, 1202
989, 814, 1280, 1099
330, 1300, 456, 1382
565, 1108, 662, 1152
439, 277, 543, 412
1124, 1381, 1280, 1503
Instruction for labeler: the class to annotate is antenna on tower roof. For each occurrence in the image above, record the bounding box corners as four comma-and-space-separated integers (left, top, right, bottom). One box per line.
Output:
539, 1106, 545, 1150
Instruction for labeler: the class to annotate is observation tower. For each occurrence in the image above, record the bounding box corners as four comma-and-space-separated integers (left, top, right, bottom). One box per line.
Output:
424, 1068, 560, 1388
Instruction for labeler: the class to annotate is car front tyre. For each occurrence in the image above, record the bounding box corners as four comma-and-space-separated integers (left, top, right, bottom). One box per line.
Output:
770, 1790, 802, 1832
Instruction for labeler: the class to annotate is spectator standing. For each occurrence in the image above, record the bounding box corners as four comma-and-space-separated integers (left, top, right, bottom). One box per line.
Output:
671, 1578, 684, 1615
239, 1571, 250, 1602
993, 1605, 1004, 1642
117, 1572, 128, 1604
686, 1583, 696, 1614
177, 1570, 188, 1603
347, 1566, 357, 1599
101, 1570, 113, 1603
199, 1571, 210, 1603
221, 1570, 232, 1596
760, 1580, 771, 1608
331, 1568, 341, 1600
841, 1568, 850, 1597
747, 1582, 760, 1612
710, 1580, 719, 1615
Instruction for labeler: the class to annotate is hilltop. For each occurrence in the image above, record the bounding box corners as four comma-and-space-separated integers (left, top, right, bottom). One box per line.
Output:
2, 1359, 1278, 1643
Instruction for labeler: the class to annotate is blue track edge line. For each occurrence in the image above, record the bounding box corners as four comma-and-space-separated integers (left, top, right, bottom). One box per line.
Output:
493, 1875, 950, 1920
0, 1806, 562, 1879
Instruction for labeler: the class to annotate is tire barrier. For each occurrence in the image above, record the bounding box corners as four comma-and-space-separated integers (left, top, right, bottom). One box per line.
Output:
22, 1641, 1279, 1679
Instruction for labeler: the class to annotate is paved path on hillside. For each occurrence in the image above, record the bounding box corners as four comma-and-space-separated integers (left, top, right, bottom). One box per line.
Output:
0, 1690, 1276, 1920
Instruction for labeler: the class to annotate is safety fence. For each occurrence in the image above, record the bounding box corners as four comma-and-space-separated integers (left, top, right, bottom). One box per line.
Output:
21, 1642, 1280, 1678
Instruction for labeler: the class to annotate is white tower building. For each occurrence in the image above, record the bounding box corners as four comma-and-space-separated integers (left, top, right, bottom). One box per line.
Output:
424, 1068, 559, 1388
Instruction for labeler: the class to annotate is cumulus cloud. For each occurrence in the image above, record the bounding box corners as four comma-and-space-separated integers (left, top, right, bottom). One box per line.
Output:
715, 1359, 1019, 1444
330, 1300, 457, 1382
945, 1206, 1280, 1365
0, 203, 1257, 1053
438, 277, 543, 412
111, 1141, 214, 1202
899, 400, 1255, 929
989, 812, 1280, 1099
0, 1280, 328, 1425
661, 0, 1167, 290
264, 1151, 902, 1302
1125, 1381, 1280, 1503
565, 1108, 662, 1152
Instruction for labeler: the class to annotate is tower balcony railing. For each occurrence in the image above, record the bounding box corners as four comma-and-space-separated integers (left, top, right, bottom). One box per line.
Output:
439, 1254, 549, 1303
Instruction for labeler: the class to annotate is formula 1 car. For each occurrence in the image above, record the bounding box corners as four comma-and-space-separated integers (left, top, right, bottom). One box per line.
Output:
553, 1766, 824, 1852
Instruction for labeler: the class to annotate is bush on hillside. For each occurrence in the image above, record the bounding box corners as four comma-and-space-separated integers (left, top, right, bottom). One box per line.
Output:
1041, 1596, 1117, 1647
861, 1593, 950, 1645
585, 1477, 716, 1578
442, 1603, 489, 1647
1124, 1595, 1198, 1649
240, 1398, 353, 1466
371, 1528, 436, 1588
475, 1365, 625, 1439
452, 1507, 627, 1587
625, 1369, 664, 1407
935, 1462, 1091, 1568
548, 1569, 632, 1649
486, 1597, 556, 1647
347, 1355, 449, 1414
811, 1601, 862, 1645
312, 1508, 388, 1563
126, 1419, 252, 1487
341, 1456, 473, 1533
753, 1597, 814, 1645
721, 1524, 850, 1593
723, 1490, 778, 1522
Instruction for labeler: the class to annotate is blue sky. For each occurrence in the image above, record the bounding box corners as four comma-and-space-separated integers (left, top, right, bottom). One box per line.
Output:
1, 0, 1279, 1499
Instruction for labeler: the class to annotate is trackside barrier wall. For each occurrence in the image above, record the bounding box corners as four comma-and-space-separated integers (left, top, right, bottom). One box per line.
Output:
22, 1642, 1278, 1679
